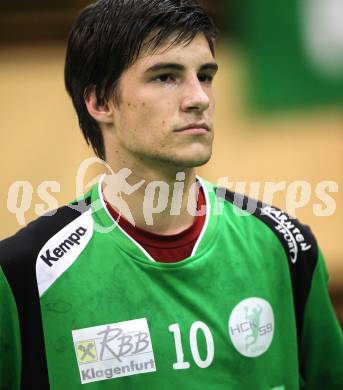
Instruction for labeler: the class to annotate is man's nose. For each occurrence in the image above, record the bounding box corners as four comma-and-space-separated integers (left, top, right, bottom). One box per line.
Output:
180, 77, 210, 113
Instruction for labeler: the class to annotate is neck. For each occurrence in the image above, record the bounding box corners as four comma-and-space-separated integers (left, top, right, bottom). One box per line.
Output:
102, 165, 200, 235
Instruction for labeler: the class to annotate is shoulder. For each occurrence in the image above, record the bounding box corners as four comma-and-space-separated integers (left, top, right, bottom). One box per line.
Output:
214, 186, 318, 266
0, 196, 92, 293
0, 199, 90, 269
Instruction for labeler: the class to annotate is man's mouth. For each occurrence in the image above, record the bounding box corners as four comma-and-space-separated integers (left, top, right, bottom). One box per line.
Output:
175, 123, 211, 135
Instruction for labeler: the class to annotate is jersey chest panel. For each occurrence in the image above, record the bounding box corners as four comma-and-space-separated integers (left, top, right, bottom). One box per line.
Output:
40, 228, 299, 389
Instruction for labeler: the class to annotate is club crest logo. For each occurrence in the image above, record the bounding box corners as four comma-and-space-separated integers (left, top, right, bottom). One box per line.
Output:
228, 297, 274, 358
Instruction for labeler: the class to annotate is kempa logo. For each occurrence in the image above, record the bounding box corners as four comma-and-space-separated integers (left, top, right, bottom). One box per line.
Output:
228, 297, 274, 358
40, 226, 87, 267
72, 318, 156, 384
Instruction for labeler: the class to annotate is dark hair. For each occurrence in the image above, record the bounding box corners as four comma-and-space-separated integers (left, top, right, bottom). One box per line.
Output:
64, 0, 217, 160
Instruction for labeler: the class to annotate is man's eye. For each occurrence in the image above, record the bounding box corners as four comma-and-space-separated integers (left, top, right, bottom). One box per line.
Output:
198, 74, 213, 83
154, 74, 176, 83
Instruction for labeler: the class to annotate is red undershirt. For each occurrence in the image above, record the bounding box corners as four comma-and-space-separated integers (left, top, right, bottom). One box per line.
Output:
104, 187, 206, 263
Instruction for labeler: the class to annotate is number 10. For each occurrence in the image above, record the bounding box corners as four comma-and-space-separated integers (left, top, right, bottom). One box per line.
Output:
168, 321, 214, 370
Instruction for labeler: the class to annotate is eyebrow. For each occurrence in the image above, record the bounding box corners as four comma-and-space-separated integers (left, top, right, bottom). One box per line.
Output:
144, 62, 219, 74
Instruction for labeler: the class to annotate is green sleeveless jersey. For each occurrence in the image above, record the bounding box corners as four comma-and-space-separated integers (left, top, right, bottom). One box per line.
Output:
1, 178, 342, 389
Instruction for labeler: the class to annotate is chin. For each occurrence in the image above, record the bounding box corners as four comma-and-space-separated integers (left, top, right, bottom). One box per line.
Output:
180, 145, 213, 167
181, 157, 211, 168
140, 146, 212, 169
172, 151, 212, 168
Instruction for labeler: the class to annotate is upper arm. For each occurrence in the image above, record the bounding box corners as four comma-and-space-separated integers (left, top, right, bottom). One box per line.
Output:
0, 266, 21, 390
299, 251, 343, 389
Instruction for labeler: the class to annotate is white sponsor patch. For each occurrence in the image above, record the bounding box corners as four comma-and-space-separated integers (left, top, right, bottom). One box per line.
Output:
36, 209, 93, 297
228, 297, 274, 358
72, 318, 156, 384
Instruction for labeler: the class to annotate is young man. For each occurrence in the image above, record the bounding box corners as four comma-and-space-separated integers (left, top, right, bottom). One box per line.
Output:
0, 0, 342, 389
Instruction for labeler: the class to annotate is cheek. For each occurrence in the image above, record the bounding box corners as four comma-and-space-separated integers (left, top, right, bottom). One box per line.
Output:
211, 100, 216, 113
136, 100, 175, 129
119, 86, 179, 136
207, 97, 216, 118
118, 103, 161, 144
209, 92, 215, 108
211, 92, 216, 106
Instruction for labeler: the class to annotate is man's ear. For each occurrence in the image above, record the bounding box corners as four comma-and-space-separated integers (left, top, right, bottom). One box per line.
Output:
84, 87, 114, 125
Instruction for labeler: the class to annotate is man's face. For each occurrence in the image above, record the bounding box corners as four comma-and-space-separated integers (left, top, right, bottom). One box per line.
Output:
108, 33, 218, 170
